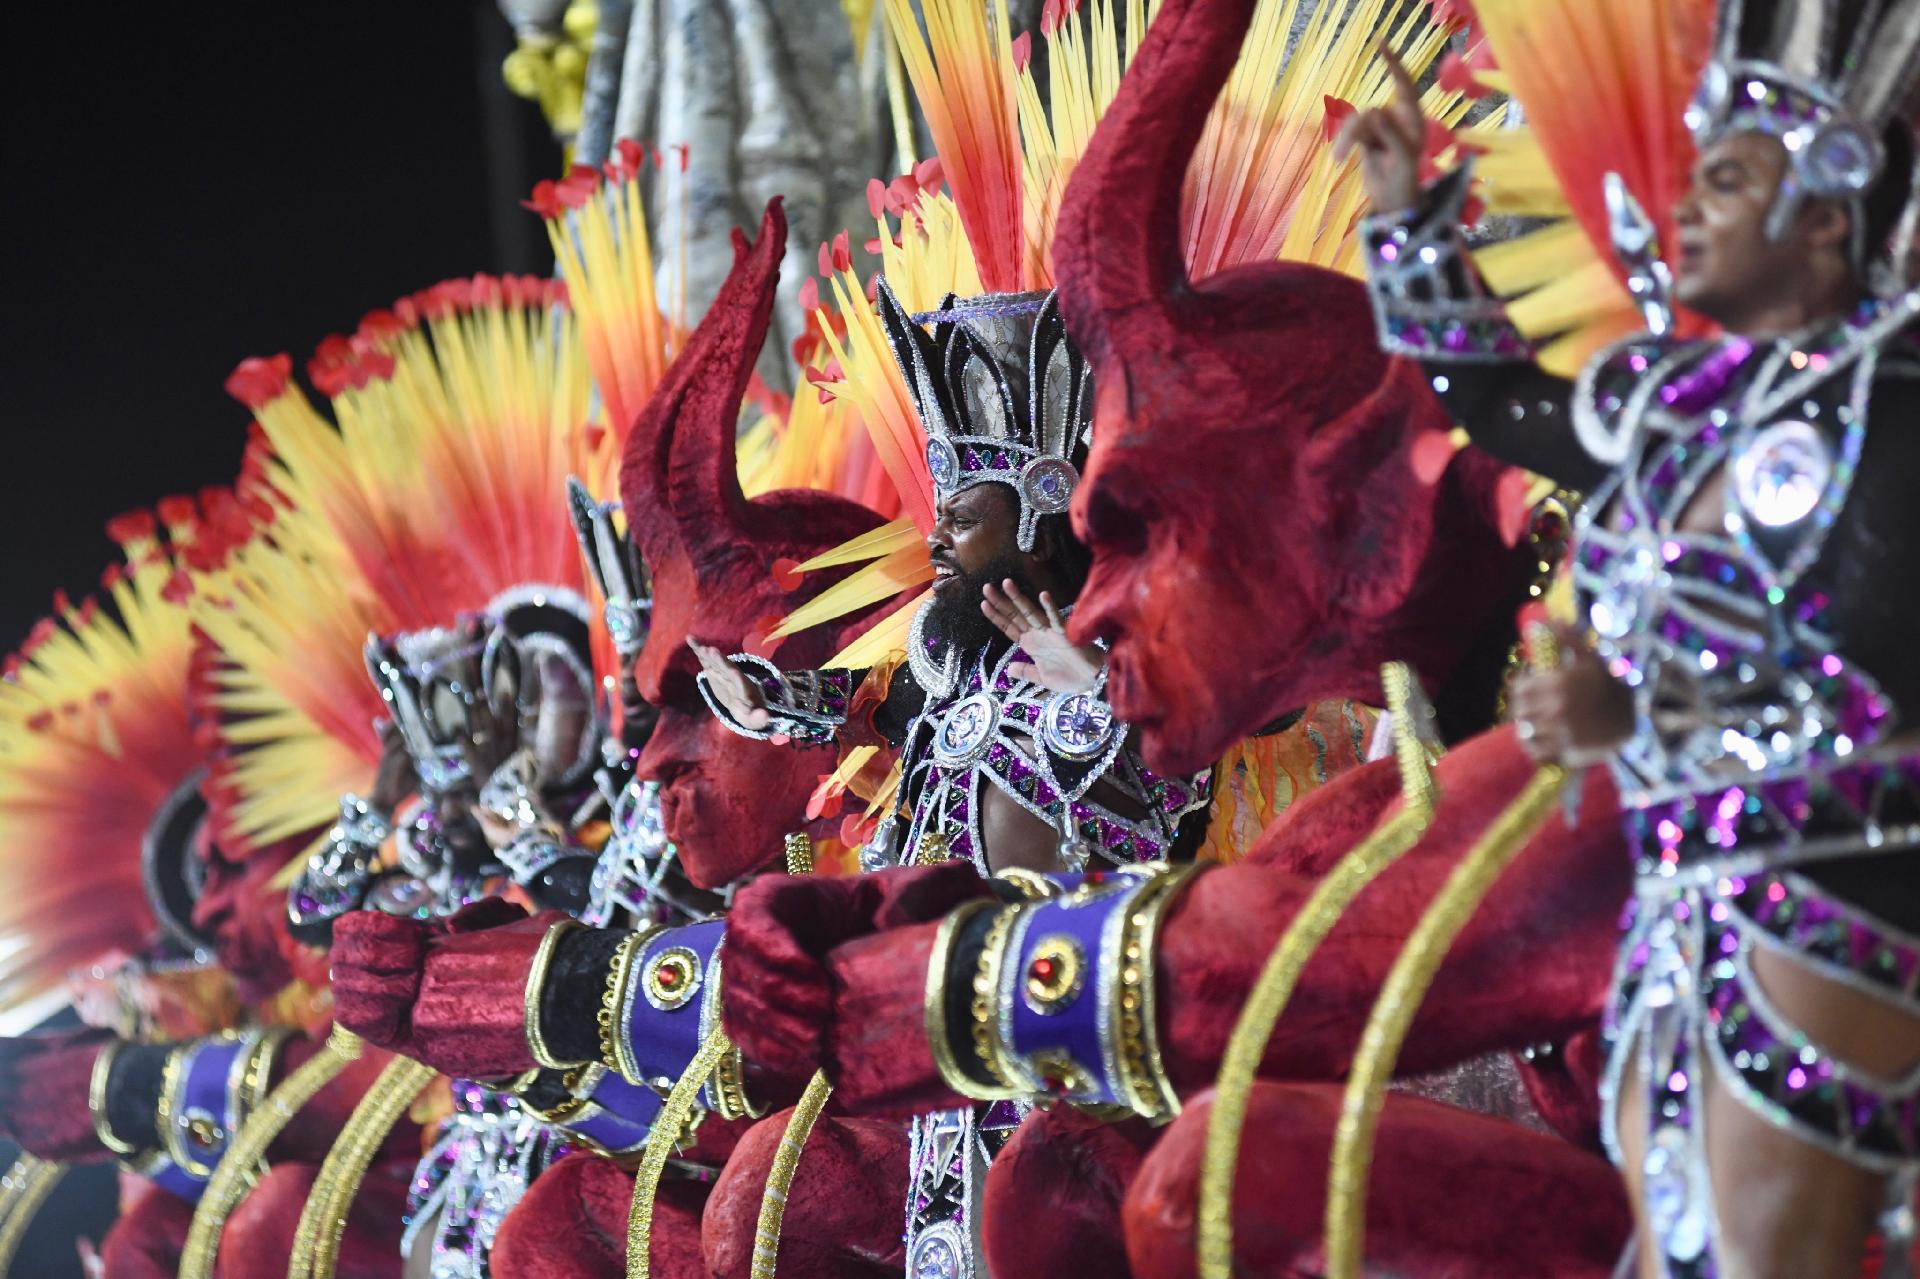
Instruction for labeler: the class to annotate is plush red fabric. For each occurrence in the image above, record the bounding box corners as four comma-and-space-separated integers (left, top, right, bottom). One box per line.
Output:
99, 1181, 193, 1279
981, 1104, 1160, 1279
1516, 1026, 1608, 1151
722, 861, 994, 1081
767, 728, 1624, 1122
1124, 1083, 1631, 1278
490, 1152, 711, 1279
614, 200, 895, 890
215, 1156, 411, 1279
269, 1035, 423, 1166
1052, 0, 1529, 780
0, 1030, 108, 1161
702, 1109, 909, 1279
1156, 728, 1627, 1092
329, 902, 557, 1078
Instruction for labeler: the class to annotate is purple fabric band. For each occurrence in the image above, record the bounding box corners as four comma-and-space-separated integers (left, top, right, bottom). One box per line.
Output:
619, 920, 726, 1086
560, 1069, 662, 1156
151, 1156, 209, 1203
169, 1037, 246, 1179
1003, 874, 1155, 1106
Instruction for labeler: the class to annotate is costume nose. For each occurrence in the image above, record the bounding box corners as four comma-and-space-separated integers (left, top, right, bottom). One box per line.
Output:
635, 715, 704, 784
1067, 566, 1126, 646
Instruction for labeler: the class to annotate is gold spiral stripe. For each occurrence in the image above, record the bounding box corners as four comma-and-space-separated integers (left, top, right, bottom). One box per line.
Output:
1382, 661, 1439, 820
180, 1026, 363, 1279
287, 1051, 437, 1279
1196, 659, 1445, 1278
0, 1154, 66, 1273
626, 1026, 731, 1278
1194, 802, 1430, 1279
1323, 765, 1564, 1277
749, 1070, 832, 1279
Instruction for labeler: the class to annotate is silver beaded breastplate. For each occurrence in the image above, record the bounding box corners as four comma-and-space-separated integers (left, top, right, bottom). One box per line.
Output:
1580, 294, 1920, 1278
875, 622, 1207, 875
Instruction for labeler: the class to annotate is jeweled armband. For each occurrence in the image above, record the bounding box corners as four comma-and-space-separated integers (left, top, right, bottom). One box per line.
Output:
698, 655, 854, 746
609, 920, 758, 1118
977, 867, 1199, 1120
146, 1031, 288, 1203
1361, 164, 1533, 364
288, 793, 391, 929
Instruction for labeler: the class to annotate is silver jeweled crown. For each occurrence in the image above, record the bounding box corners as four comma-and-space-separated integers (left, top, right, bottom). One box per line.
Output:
1685, 0, 1920, 271
873, 282, 1093, 551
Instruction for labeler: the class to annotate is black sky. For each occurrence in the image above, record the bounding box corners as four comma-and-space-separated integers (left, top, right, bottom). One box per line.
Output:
0, 1, 556, 652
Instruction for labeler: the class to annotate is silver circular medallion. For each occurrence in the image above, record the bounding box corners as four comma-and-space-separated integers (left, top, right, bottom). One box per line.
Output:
933, 692, 999, 768
1804, 122, 1880, 195
1732, 419, 1831, 528
1041, 691, 1116, 761
926, 437, 962, 496
909, 1223, 965, 1279
1020, 456, 1078, 515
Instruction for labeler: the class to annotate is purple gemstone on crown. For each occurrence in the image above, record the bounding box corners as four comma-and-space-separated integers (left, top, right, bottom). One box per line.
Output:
1828, 764, 1875, 815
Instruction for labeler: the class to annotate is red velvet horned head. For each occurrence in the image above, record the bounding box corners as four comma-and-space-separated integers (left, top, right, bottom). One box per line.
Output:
620, 200, 889, 888
1055, 0, 1530, 776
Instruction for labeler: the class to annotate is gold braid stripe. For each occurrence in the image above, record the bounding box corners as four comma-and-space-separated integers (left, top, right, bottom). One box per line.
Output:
1323, 765, 1565, 1278
1195, 659, 1443, 1279
1381, 661, 1439, 820
287, 1051, 437, 1279
749, 1070, 833, 1279
0, 1154, 66, 1273
1193, 802, 1430, 1279
181, 1027, 364, 1279
626, 1026, 730, 1279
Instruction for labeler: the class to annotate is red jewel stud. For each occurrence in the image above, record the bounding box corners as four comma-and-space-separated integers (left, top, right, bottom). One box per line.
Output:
1029, 956, 1058, 984
658, 966, 680, 988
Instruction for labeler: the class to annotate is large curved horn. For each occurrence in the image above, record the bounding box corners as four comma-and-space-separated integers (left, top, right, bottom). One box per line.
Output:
619, 199, 788, 566
1052, 0, 1256, 404
662, 199, 789, 559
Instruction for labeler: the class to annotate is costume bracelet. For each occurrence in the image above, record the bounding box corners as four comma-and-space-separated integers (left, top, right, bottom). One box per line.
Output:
88, 1041, 141, 1158
597, 929, 653, 1076
525, 918, 587, 1071
969, 905, 1030, 1096
924, 899, 1009, 1098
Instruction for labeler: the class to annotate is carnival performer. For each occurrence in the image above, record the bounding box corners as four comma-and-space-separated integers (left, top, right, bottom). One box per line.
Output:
0, 484, 419, 1279
329, 199, 922, 1279
707, 0, 1700, 1275
1340, 0, 1920, 1272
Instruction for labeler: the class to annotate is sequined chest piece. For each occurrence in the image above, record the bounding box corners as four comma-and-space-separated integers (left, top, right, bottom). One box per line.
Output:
1572, 300, 1913, 815
884, 641, 1206, 875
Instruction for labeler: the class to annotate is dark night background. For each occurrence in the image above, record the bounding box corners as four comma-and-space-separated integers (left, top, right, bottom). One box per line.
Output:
0, 1, 558, 656
1, 5, 557, 1270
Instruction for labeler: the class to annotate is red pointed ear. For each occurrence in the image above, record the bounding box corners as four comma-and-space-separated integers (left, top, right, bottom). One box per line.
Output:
1297, 372, 1438, 621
